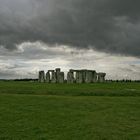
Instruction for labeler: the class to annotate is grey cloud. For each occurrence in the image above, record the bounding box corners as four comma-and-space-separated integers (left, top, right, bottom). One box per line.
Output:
0, 44, 140, 80
0, 0, 140, 56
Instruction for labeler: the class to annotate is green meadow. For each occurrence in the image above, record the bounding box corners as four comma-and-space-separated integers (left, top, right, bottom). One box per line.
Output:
0, 81, 140, 140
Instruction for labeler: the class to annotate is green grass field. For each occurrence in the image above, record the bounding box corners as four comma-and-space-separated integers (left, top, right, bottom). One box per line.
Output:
0, 81, 140, 140
0, 81, 140, 96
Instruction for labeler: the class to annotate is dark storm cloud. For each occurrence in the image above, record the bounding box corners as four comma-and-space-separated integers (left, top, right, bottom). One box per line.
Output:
0, 0, 140, 56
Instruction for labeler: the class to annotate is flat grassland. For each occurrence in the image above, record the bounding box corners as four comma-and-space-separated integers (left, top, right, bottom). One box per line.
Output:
0, 81, 140, 140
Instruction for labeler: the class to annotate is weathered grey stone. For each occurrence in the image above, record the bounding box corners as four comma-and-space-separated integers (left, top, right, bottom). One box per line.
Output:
97, 73, 106, 82
69, 69, 75, 73
46, 72, 50, 83
76, 71, 83, 83
39, 68, 106, 84
67, 72, 75, 83
38, 71, 45, 83
48, 70, 54, 72
85, 70, 93, 83
81, 70, 87, 83
55, 68, 61, 83
55, 68, 61, 73
54, 68, 64, 83
51, 71, 57, 83
57, 72, 64, 83
92, 71, 97, 82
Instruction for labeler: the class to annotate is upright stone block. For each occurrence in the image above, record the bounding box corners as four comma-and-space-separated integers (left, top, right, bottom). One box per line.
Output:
98, 73, 106, 82
46, 72, 50, 83
38, 68, 106, 84
38, 71, 45, 83
85, 70, 93, 83
67, 71, 75, 83
55, 68, 61, 83
51, 71, 57, 83
76, 71, 83, 83
55, 68, 61, 74
82, 70, 87, 83
92, 71, 97, 82
57, 72, 64, 83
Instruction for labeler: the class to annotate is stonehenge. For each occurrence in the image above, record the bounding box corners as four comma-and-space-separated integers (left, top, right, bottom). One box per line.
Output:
39, 68, 106, 83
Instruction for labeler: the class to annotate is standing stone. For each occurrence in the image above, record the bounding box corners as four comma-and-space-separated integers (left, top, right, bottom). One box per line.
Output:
67, 71, 75, 83
92, 71, 97, 82
38, 68, 106, 84
85, 70, 93, 83
57, 72, 64, 83
46, 72, 50, 83
97, 73, 106, 82
76, 71, 83, 83
55, 68, 61, 83
82, 70, 87, 83
38, 71, 45, 83
55, 68, 61, 74
51, 71, 57, 83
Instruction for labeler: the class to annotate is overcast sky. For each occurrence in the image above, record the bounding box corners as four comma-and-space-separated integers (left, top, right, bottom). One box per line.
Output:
0, 0, 140, 80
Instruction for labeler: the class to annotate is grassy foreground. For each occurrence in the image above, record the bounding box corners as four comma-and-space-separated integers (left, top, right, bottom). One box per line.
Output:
0, 81, 140, 96
0, 81, 140, 140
